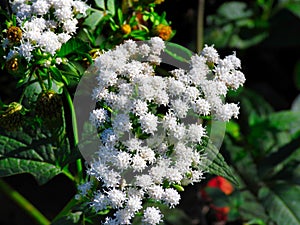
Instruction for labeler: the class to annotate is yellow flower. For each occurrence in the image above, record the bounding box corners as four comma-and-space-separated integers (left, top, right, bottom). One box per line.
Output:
155, 24, 172, 40
121, 24, 132, 35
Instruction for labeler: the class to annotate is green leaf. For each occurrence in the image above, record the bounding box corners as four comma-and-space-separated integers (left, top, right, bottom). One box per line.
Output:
52, 212, 82, 225
164, 42, 193, 65
0, 114, 74, 185
117, 8, 123, 24
95, 0, 105, 9
259, 183, 300, 225
83, 9, 104, 30
294, 60, 300, 90
268, 110, 300, 134
0, 129, 64, 185
107, 0, 115, 16
203, 142, 239, 186
257, 136, 300, 179
285, 3, 300, 18
58, 38, 91, 57
50, 66, 63, 82
217, 1, 253, 21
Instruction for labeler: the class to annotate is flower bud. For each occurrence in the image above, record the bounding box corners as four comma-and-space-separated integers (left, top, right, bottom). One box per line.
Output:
7, 26, 22, 43
35, 90, 63, 120
0, 102, 25, 131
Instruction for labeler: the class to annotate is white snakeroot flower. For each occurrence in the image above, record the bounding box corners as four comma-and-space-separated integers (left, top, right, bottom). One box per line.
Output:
192, 98, 211, 116
135, 174, 154, 189
4, 0, 89, 62
18, 42, 34, 61
38, 31, 61, 55
131, 155, 147, 172
75, 181, 92, 199
187, 124, 206, 143
32, 0, 51, 15
90, 108, 108, 128
106, 189, 126, 208
132, 99, 148, 116
92, 192, 110, 212
63, 18, 78, 34
201, 44, 219, 64
113, 152, 131, 170
143, 207, 163, 225
139, 113, 158, 135
215, 103, 240, 122
148, 185, 164, 200
112, 114, 132, 134
72, 0, 89, 15
126, 195, 143, 213
139, 146, 156, 164
82, 38, 245, 224
163, 188, 181, 208
171, 99, 188, 118
57, 33, 72, 43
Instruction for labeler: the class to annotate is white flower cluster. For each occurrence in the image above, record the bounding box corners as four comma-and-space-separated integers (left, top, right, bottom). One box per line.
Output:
77, 37, 245, 224
4, 0, 89, 61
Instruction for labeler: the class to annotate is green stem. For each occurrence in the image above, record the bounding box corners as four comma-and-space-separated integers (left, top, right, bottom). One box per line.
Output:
63, 86, 83, 183
0, 179, 50, 225
197, 0, 205, 53
35, 68, 47, 92
19, 70, 34, 104
52, 197, 78, 223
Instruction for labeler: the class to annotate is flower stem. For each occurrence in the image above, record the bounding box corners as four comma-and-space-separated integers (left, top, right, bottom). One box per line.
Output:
197, 0, 205, 53
63, 86, 83, 183
0, 179, 50, 225
51, 197, 78, 223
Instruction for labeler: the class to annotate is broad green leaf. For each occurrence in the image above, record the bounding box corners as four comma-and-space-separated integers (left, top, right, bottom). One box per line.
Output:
164, 42, 193, 66
107, 0, 115, 16
239, 88, 273, 125
268, 110, 300, 134
0, 157, 61, 185
235, 191, 269, 222
0, 123, 73, 185
259, 183, 300, 225
285, 3, 300, 18
229, 32, 268, 49
218, 2, 252, 21
257, 136, 300, 179
83, 9, 104, 30
95, 0, 105, 9
203, 142, 239, 186
58, 38, 91, 57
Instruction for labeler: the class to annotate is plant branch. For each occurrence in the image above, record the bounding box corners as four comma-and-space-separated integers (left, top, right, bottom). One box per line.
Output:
0, 179, 50, 225
63, 86, 83, 183
197, 0, 205, 53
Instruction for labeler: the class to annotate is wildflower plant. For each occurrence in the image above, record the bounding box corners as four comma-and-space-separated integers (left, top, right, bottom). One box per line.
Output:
74, 37, 245, 224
